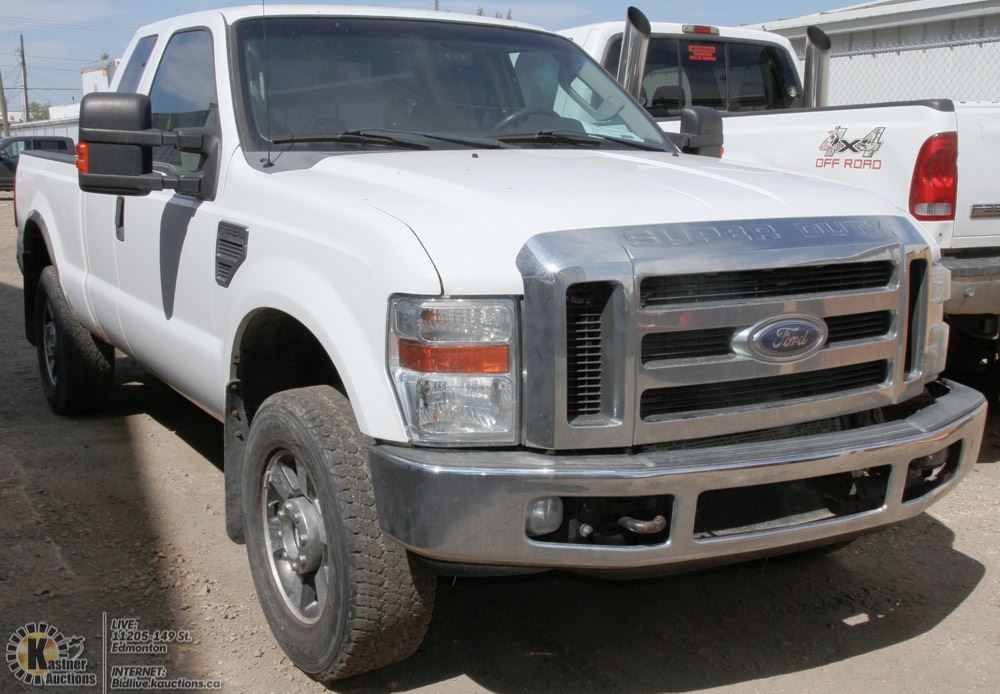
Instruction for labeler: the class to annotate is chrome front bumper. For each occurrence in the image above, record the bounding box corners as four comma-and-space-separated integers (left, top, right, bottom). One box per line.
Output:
942, 253, 1000, 314
369, 380, 985, 572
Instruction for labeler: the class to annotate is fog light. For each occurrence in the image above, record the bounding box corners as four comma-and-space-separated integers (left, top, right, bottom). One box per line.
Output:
526, 497, 563, 537
913, 447, 949, 471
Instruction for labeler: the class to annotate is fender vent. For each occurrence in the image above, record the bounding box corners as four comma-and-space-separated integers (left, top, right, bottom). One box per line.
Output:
216, 222, 249, 288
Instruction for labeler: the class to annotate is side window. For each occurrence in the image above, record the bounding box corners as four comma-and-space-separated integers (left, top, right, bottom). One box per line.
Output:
34, 140, 68, 151
117, 35, 158, 93
148, 29, 217, 172
6, 140, 26, 157
641, 39, 682, 117
727, 43, 800, 111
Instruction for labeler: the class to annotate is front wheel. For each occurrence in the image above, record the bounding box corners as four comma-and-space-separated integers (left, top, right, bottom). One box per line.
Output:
242, 385, 435, 682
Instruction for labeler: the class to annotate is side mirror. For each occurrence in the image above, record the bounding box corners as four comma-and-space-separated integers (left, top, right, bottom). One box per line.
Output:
678, 106, 723, 158
78, 92, 154, 195
78, 92, 208, 197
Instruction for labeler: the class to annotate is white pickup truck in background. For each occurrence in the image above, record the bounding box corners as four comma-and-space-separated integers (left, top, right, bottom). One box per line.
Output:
15, 5, 986, 683
564, 11, 1000, 390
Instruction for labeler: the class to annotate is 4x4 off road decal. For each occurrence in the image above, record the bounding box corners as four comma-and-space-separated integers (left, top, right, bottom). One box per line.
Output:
817, 126, 885, 170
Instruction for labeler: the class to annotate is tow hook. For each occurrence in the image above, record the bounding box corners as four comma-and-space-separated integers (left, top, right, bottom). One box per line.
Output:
617, 514, 667, 535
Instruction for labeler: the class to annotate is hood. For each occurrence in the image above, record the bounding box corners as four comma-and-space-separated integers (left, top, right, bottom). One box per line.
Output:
275, 148, 923, 294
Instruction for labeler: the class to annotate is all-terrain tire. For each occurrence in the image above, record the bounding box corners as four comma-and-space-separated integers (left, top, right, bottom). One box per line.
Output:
34, 266, 114, 414
242, 385, 435, 682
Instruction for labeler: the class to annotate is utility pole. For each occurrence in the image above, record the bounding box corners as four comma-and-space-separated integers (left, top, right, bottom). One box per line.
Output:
433, 1, 439, 10
19, 34, 29, 122
0, 70, 10, 136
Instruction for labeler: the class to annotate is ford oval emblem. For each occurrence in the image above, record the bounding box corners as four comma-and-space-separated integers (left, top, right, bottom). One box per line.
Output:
735, 315, 828, 362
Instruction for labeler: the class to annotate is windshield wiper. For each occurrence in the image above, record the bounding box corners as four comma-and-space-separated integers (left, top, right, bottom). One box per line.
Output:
269, 129, 511, 150
498, 130, 671, 152
269, 131, 430, 150
349, 128, 512, 149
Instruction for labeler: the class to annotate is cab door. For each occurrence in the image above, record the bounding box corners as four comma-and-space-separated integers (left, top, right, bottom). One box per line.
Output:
112, 27, 226, 412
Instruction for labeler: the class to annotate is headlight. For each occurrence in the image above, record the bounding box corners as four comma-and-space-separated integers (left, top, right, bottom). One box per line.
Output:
923, 263, 951, 378
388, 297, 518, 445
930, 263, 951, 305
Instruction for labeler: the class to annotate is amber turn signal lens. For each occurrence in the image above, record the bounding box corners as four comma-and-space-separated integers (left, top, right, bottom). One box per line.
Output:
75, 142, 90, 174
398, 339, 509, 374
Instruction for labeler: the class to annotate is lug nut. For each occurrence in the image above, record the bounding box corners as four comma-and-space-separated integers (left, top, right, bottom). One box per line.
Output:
298, 533, 308, 545
579, 523, 594, 539
297, 554, 307, 566
277, 508, 286, 518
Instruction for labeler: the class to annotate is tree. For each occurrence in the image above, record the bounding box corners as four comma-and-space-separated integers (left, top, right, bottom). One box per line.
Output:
28, 101, 50, 121
475, 7, 512, 19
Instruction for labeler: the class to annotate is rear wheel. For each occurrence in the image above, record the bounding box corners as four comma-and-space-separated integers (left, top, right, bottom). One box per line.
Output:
242, 385, 435, 682
34, 266, 114, 414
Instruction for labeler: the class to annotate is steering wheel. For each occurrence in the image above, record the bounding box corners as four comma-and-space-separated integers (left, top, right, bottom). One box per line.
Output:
490, 108, 561, 133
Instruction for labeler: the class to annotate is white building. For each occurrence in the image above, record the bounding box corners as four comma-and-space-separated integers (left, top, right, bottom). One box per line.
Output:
9, 57, 118, 141
81, 57, 120, 94
748, 0, 1000, 105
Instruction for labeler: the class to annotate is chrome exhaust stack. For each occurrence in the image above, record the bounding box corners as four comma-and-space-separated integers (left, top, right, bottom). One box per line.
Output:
616, 6, 652, 103
802, 25, 831, 108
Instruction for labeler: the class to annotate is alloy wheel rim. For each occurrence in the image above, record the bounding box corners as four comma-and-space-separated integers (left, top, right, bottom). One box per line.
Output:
262, 449, 329, 624
41, 300, 58, 385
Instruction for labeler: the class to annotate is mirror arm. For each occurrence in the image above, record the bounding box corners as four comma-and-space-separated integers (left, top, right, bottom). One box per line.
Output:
80, 171, 202, 197
79, 126, 205, 152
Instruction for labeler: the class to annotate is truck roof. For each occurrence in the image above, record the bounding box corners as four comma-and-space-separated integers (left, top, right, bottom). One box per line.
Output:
560, 20, 791, 46
135, 4, 548, 36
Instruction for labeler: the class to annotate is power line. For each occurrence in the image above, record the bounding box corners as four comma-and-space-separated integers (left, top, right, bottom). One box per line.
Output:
27, 55, 98, 63
3, 87, 79, 91
30, 65, 81, 74
0, 14, 137, 30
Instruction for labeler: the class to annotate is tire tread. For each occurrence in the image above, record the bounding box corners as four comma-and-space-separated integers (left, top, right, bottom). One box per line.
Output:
256, 385, 434, 681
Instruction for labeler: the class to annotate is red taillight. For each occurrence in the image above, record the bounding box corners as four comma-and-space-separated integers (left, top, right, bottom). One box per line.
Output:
75, 142, 90, 174
909, 132, 957, 221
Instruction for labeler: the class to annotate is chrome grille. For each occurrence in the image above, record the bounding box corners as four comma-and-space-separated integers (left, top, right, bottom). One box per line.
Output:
566, 283, 612, 419
642, 327, 733, 362
826, 311, 893, 344
641, 310, 893, 363
640, 260, 894, 307
517, 215, 934, 450
640, 360, 889, 418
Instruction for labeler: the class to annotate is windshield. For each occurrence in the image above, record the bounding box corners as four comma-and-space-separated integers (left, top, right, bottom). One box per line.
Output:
233, 17, 671, 152
604, 36, 802, 117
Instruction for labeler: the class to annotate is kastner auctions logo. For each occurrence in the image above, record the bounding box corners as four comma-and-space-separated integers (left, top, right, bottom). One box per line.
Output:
6, 623, 96, 687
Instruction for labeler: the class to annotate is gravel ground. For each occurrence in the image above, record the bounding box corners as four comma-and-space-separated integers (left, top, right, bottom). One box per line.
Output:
1, 194, 997, 693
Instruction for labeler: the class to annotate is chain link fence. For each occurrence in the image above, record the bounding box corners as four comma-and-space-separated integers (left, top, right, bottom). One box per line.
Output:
790, 21, 1000, 105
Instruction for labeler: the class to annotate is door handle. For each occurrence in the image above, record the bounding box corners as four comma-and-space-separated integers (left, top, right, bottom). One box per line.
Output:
115, 196, 125, 241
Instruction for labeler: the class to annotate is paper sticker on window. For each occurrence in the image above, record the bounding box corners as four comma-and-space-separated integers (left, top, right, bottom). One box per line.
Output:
687, 44, 717, 62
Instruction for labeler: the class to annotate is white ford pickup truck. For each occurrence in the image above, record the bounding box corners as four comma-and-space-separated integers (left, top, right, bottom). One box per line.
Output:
15, 5, 987, 682
564, 12, 1000, 387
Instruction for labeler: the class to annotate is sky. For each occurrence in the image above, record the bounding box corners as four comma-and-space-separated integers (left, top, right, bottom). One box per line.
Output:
0, 0, 840, 113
